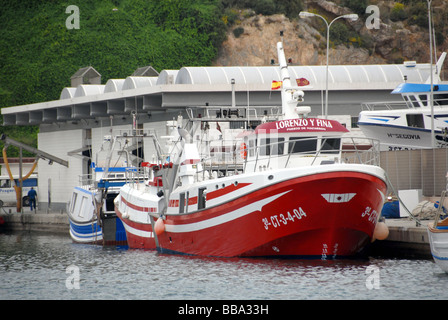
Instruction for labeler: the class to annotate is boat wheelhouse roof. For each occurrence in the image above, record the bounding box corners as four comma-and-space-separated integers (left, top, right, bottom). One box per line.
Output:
392, 83, 448, 94
254, 118, 349, 134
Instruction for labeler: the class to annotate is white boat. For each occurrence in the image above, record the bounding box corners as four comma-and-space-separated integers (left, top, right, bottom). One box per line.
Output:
67, 135, 135, 245
428, 191, 448, 272
358, 53, 448, 150
113, 40, 390, 258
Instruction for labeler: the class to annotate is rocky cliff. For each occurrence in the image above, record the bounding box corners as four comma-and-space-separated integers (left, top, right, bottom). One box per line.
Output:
214, 1, 448, 79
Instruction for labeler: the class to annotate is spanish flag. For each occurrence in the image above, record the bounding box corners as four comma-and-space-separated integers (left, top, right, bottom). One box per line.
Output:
271, 80, 282, 90
296, 77, 310, 86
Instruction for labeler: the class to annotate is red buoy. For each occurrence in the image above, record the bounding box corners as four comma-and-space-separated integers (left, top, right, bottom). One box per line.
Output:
154, 218, 165, 236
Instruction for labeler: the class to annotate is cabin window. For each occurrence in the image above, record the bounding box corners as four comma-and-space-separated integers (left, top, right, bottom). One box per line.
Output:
260, 139, 269, 156
272, 138, 285, 155
0, 179, 11, 188
435, 94, 448, 106
406, 114, 424, 128
320, 138, 341, 154
79, 196, 89, 218
406, 95, 420, 108
288, 137, 317, 154
179, 193, 185, 213
198, 188, 207, 210
260, 138, 285, 156
419, 95, 428, 106
351, 116, 359, 129
70, 193, 78, 214
248, 139, 255, 157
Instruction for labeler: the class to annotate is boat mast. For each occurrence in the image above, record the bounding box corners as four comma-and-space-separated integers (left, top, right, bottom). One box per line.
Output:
276, 33, 306, 120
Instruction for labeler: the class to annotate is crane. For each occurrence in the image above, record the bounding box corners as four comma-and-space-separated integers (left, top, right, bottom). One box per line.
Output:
1, 134, 69, 212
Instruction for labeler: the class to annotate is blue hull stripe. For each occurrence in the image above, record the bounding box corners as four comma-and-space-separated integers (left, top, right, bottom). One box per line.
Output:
69, 218, 127, 242
69, 220, 102, 240
358, 122, 443, 133
69, 220, 101, 234
432, 254, 448, 261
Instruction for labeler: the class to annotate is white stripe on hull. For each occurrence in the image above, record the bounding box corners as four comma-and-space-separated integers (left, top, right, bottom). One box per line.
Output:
165, 190, 291, 233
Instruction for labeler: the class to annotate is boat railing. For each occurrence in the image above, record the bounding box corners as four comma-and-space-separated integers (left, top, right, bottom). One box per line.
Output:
78, 173, 94, 187
125, 167, 149, 187
113, 128, 153, 138
341, 137, 382, 166
198, 139, 241, 164
193, 136, 381, 179
362, 96, 448, 111
244, 136, 381, 169
186, 106, 282, 123
79, 170, 139, 188
361, 101, 410, 111
433, 190, 447, 228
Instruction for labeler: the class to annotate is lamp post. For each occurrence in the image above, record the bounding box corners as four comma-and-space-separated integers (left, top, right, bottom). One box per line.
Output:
299, 11, 358, 118
427, 0, 435, 148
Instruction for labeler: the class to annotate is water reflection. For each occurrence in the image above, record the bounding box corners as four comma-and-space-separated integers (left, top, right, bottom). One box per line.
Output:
1, 232, 447, 300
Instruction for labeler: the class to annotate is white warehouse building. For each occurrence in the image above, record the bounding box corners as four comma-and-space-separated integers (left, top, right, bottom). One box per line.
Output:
1, 61, 432, 211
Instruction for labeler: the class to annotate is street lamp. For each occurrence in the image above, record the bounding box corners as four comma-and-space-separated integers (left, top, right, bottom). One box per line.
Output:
427, 0, 435, 148
299, 11, 358, 118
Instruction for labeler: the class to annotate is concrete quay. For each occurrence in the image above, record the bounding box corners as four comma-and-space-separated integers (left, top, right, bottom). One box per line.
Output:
0, 209, 69, 234
367, 218, 432, 259
0, 210, 434, 259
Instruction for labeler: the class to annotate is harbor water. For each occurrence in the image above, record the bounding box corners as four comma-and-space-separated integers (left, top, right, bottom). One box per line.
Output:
1, 231, 448, 301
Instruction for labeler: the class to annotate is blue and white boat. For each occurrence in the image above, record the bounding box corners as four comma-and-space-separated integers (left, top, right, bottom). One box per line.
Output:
358, 53, 448, 150
67, 135, 136, 245
428, 191, 448, 273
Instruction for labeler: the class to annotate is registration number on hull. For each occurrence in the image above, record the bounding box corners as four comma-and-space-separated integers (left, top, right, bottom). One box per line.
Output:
262, 207, 307, 230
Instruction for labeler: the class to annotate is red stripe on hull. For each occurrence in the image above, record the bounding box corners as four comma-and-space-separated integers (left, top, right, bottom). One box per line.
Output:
156, 171, 386, 258
115, 208, 156, 250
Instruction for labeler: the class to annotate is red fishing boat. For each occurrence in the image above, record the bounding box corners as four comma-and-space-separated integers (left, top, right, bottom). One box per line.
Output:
115, 40, 388, 258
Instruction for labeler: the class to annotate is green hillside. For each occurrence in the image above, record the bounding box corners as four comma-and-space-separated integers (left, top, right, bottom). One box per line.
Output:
0, 0, 227, 156
0, 0, 226, 108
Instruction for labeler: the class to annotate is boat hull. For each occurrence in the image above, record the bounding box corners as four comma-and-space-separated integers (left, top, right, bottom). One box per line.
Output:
114, 205, 156, 249
116, 167, 387, 258
358, 107, 448, 150
358, 122, 442, 150
67, 185, 128, 246
428, 224, 448, 273
69, 216, 127, 246
69, 218, 103, 245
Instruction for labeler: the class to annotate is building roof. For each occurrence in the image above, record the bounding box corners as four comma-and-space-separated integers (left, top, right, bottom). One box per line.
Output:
176, 64, 430, 88
0, 61, 439, 126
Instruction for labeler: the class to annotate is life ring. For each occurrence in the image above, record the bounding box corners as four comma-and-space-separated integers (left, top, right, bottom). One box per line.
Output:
240, 143, 247, 159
